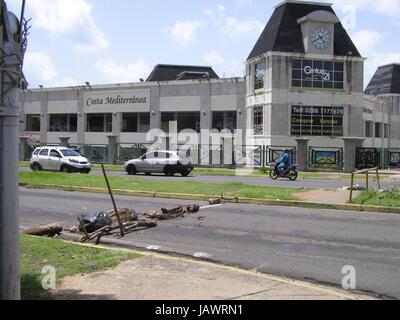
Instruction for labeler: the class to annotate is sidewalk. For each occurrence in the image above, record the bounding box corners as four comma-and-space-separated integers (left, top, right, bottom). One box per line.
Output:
52, 248, 373, 300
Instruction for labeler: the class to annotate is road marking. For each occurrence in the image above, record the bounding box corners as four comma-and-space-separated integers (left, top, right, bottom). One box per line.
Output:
146, 245, 161, 251
200, 204, 223, 210
193, 252, 212, 259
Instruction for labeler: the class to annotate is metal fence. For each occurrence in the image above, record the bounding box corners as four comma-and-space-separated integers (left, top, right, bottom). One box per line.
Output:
309, 147, 344, 170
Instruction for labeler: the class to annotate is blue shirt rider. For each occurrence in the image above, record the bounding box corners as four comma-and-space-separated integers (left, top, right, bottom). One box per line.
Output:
277, 149, 292, 175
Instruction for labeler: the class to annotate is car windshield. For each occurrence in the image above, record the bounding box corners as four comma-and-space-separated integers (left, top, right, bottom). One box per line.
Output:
60, 149, 80, 157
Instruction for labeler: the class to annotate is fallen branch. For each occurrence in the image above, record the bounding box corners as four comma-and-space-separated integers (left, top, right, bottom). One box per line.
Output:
24, 224, 63, 237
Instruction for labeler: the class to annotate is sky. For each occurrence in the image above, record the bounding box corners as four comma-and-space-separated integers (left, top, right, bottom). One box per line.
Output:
6, 0, 400, 89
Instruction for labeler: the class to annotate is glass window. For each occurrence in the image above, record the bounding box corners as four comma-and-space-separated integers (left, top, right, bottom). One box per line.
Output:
162, 113, 176, 132
50, 150, 61, 158
292, 59, 344, 90
49, 114, 77, 132
25, 115, 41, 132
122, 113, 138, 133
39, 149, 49, 156
86, 114, 112, 133
254, 62, 265, 91
384, 124, 389, 139
212, 112, 237, 132
177, 113, 200, 133
375, 123, 382, 138
139, 113, 150, 133
253, 107, 264, 136
365, 122, 373, 138
212, 112, 224, 131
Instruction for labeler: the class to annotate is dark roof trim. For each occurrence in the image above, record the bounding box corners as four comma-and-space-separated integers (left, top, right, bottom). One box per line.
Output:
247, 1, 361, 60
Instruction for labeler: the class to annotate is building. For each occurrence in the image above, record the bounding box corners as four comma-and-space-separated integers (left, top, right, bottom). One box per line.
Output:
20, 0, 400, 170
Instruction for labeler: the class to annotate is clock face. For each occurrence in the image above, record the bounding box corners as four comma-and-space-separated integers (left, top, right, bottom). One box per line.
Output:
311, 27, 332, 50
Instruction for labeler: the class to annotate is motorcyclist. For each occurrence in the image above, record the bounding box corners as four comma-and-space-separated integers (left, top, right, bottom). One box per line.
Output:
277, 149, 292, 176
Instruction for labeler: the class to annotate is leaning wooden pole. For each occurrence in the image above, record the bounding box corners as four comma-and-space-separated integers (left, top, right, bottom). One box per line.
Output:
101, 163, 125, 237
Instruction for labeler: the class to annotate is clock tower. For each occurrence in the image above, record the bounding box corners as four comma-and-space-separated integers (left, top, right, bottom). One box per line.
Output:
298, 10, 339, 55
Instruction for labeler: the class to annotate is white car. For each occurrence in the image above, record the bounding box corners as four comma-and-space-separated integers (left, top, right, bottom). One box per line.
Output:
124, 150, 194, 177
30, 146, 92, 174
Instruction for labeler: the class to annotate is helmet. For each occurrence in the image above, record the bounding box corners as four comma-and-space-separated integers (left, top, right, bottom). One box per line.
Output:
284, 149, 290, 154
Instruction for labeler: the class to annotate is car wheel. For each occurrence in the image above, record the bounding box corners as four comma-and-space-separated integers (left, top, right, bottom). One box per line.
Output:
60, 165, 71, 174
164, 165, 175, 177
32, 163, 42, 172
180, 169, 190, 177
127, 165, 137, 175
145, 172, 151, 176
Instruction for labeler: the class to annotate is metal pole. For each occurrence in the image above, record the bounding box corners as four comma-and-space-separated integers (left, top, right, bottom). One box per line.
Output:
0, 0, 25, 300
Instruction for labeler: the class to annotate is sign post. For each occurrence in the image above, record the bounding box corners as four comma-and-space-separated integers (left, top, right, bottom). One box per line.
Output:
0, 0, 27, 300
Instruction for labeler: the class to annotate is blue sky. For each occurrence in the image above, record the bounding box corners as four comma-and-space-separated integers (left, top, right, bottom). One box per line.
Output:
7, 0, 400, 89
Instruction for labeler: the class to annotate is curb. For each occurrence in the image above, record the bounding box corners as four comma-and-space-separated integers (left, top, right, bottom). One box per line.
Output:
58, 232, 375, 300
20, 183, 400, 214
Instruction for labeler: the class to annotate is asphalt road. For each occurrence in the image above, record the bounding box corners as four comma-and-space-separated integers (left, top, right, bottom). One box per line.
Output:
20, 188, 400, 299
20, 167, 395, 190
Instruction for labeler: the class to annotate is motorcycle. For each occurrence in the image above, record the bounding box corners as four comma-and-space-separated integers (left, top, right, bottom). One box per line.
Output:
268, 162, 298, 181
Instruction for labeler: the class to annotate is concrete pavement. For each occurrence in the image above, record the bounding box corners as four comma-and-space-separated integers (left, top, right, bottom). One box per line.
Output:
53, 251, 371, 300
20, 188, 400, 299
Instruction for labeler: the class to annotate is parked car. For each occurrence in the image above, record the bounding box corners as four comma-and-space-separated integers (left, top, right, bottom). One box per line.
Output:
124, 150, 194, 177
30, 146, 92, 173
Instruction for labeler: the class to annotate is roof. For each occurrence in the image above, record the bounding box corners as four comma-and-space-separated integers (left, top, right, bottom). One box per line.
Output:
364, 64, 400, 96
146, 64, 219, 82
247, 0, 361, 60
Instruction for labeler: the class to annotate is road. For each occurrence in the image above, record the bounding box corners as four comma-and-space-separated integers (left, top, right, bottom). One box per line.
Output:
20, 188, 400, 299
20, 167, 395, 190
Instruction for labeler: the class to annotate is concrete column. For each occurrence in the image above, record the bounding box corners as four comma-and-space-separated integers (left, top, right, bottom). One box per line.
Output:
107, 135, 119, 164
59, 137, 70, 147
19, 136, 29, 161
296, 138, 309, 171
343, 138, 364, 173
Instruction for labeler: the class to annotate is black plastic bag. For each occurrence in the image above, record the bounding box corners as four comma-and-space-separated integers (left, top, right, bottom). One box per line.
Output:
80, 212, 112, 233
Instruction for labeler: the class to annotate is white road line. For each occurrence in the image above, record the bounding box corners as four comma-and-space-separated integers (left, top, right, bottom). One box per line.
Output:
200, 204, 223, 210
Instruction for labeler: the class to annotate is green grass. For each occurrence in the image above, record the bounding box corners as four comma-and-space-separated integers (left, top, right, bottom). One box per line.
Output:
352, 189, 400, 208
21, 161, 389, 181
20, 234, 141, 300
20, 171, 301, 201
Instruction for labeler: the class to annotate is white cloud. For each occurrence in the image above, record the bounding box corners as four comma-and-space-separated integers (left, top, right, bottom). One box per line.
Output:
236, 0, 253, 7
326, 0, 400, 17
26, 0, 109, 52
95, 59, 151, 83
166, 20, 205, 47
204, 50, 224, 66
24, 52, 77, 87
206, 6, 264, 41
352, 30, 400, 86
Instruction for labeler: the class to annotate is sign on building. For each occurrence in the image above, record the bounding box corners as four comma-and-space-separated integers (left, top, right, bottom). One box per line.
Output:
292, 59, 344, 90
84, 89, 150, 113
291, 105, 344, 137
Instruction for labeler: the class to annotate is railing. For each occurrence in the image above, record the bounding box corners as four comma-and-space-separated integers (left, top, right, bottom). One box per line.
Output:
349, 167, 381, 203
309, 147, 344, 170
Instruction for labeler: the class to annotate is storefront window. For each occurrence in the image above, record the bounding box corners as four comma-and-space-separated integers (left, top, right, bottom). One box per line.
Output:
254, 62, 265, 91
291, 106, 344, 137
139, 113, 150, 133
292, 59, 344, 90
161, 113, 176, 133
49, 114, 77, 132
86, 113, 112, 133
253, 107, 264, 135
122, 113, 138, 132
384, 124, 389, 139
178, 113, 200, 133
25, 114, 40, 132
212, 112, 237, 132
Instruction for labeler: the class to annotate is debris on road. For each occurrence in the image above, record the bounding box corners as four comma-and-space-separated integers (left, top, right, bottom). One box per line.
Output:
145, 205, 200, 220
24, 224, 63, 237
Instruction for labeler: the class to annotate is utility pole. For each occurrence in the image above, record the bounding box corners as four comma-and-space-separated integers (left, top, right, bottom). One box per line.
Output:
0, 0, 27, 300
